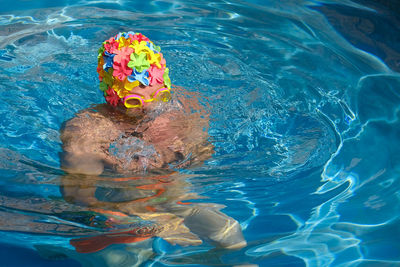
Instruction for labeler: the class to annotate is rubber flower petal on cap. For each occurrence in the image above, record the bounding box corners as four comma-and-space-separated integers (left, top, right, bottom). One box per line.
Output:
103, 68, 114, 87
130, 33, 150, 42
99, 81, 108, 95
124, 79, 140, 91
118, 36, 131, 50
104, 38, 119, 54
130, 40, 151, 55
105, 88, 120, 107
127, 52, 150, 73
148, 66, 165, 85
147, 50, 162, 68
159, 52, 166, 68
98, 45, 105, 59
103, 52, 115, 71
128, 69, 149, 86
113, 46, 133, 81
124, 31, 135, 39
163, 67, 171, 89
146, 42, 161, 53
97, 56, 105, 74
113, 79, 130, 98
115, 32, 124, 40
98, 69, 105, 82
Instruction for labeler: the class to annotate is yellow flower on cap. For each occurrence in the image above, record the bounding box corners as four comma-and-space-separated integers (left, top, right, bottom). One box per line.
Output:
147, 50, 162, 69
111, 79, 127, 98
130, 40, 151, 55
124, 79, 140, 91
118, 36, 131, 50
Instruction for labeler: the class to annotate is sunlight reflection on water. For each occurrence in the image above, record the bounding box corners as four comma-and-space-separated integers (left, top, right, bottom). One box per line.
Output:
0, 0, 400, 266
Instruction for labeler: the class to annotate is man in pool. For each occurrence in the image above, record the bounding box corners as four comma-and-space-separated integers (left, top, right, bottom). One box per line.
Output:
59, 32, 246, 254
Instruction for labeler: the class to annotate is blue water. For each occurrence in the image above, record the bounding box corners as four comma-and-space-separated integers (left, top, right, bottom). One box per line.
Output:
0, 0, 399, 266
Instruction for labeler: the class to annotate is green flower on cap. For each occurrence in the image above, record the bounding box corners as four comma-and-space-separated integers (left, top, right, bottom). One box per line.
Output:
163, 68, 171, 89
127, 52, 150, 73
99, 81, 108, 93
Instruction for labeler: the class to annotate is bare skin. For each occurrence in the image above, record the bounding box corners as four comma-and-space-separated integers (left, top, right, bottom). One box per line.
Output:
59, 85, 246, 253
60, 85, 213, 175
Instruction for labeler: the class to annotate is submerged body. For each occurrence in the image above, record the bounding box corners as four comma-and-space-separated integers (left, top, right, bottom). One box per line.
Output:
60, 88, 213, 175
59, 88, 246, 253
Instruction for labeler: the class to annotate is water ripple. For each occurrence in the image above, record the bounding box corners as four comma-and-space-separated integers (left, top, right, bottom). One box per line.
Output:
0, 0, 399, 266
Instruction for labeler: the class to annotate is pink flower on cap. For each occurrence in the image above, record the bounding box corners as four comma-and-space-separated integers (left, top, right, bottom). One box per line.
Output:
159, 52, 166, 67
148, 65, 165, 85
104, 37, 119, 54
113, 46, 134, 81
130, 33, 150, 42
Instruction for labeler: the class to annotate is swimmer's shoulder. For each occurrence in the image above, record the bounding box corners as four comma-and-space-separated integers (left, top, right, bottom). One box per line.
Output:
60, 104, 127, 143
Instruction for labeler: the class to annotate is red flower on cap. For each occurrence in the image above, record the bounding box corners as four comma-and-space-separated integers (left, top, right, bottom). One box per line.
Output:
130, 33, 150, 43
104, 37, 119, 54
113, 46, 134, 81
105, 88, 119, 106
148, 65, 165, 86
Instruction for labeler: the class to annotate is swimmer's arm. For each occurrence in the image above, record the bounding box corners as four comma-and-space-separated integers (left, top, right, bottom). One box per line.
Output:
60, 152, 105, 176
60, 110, 117, 175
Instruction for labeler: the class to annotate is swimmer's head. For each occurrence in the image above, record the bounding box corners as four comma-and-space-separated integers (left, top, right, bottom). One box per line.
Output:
97, 32, 171, 109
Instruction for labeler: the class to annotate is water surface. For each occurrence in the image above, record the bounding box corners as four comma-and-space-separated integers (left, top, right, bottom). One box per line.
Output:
0, 0, 399, 266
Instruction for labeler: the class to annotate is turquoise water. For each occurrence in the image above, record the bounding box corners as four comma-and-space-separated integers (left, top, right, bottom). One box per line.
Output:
0, 0, 400, 266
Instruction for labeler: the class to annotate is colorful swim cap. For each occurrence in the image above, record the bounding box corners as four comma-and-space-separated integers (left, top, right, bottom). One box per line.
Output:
96, 32, 171, 107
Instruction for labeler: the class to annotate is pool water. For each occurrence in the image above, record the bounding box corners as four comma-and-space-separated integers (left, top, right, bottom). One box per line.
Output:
0, 0, 400, 266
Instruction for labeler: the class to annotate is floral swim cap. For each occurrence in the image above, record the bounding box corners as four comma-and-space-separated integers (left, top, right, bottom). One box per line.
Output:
97, 32, 171, 107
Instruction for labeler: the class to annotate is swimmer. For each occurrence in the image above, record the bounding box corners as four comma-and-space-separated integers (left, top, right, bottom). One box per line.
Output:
59, 32, 246, 260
